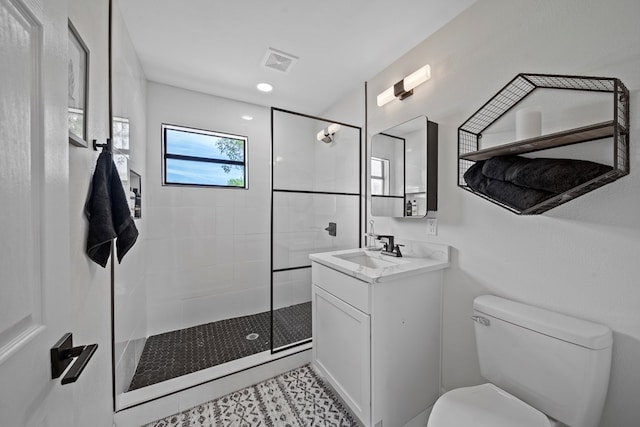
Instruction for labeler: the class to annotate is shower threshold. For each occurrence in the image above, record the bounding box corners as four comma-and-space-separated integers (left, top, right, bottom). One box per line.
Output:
127, 302, 311, 391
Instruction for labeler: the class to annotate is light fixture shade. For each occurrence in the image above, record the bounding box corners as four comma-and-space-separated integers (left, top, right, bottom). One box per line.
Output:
317, 123, 340, 142
377, 64, 431, 107
327, 123, 341, 134
403, 65, 431, 91
377, 86, 396, 107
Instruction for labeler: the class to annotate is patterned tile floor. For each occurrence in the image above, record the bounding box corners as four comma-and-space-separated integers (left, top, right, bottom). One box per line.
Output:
144, 364, 361, 427
129, 302, 311, 391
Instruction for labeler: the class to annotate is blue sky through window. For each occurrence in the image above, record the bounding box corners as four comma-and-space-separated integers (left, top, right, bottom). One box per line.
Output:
163, 125, 247, 187
165, 128, 244, 161
166, 159, 245, 186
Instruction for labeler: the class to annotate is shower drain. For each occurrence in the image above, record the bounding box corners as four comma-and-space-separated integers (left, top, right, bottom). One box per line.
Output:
246, 333, 259, 341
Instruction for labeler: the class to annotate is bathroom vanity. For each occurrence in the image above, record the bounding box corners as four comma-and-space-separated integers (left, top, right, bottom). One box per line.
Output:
310, 243, 450, 427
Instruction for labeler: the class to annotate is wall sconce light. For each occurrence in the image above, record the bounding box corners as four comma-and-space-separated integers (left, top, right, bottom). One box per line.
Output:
317, 123, 341, 143
376, 65, 431, 107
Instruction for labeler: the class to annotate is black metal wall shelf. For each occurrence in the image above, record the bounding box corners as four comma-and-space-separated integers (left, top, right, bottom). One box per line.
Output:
458, 73, 629, 215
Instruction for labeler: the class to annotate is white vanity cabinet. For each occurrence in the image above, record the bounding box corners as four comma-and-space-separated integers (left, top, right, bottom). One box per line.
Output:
312, 262, 372, 424
310, 245, 449, 427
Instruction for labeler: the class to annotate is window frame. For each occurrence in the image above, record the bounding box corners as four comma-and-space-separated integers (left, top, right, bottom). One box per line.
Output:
161, 123, 248, 189
370, 156, 390, 196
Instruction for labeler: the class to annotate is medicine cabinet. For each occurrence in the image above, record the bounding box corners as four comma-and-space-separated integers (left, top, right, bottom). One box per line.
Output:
370, 116, 438, 218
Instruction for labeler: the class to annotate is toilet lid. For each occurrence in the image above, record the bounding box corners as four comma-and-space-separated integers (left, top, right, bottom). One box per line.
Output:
428, 384, 552, 427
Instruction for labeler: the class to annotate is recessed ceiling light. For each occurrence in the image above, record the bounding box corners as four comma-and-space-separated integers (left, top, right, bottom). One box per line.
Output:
257, 83, 273, 92
241, 115, 253, 121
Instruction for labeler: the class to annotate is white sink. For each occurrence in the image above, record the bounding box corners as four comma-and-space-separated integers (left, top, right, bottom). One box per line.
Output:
310, 243, 449, 283
333, 251, 408, 269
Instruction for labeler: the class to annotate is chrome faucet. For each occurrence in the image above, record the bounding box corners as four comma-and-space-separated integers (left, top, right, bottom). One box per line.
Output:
376, 234, 403, 257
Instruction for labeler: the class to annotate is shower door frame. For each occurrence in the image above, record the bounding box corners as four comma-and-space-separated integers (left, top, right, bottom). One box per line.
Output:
270, 107, 363, 354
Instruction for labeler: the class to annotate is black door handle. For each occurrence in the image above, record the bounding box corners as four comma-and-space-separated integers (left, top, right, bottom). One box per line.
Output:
51, 333, 98, 384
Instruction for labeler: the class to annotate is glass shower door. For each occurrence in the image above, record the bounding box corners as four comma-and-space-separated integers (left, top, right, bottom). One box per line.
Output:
271, 108, 361, 352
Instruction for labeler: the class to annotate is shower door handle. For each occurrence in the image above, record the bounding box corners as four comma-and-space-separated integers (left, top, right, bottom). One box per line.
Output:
324, 222, 337, 236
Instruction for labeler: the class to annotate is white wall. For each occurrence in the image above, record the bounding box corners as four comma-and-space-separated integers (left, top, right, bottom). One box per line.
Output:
111, 0, 148, 399
67, 0, 114, 424
145, 82, 271, 336
365, 1, 640, 426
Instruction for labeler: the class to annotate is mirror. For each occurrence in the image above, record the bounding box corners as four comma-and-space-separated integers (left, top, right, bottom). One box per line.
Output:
370, 116, 437, 218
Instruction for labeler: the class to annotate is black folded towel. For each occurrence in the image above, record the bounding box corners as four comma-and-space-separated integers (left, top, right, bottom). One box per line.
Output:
501, 157, 612, 193
464, 161, 556, 211
85, 151, 138, 267
463, 160, 488, 192
481, 155, 529, 181
465, 155, 613, 211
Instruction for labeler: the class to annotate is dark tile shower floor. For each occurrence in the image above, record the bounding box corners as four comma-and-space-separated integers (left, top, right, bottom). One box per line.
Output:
127, 302, 311, 391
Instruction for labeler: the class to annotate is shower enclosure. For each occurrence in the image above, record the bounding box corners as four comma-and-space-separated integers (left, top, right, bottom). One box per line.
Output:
271, 108, 362, 353
111, 0, 362, 407
112, 106, 361, 411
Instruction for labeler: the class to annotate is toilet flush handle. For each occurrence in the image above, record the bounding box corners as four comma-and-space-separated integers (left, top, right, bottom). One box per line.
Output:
471, 316, 490, 326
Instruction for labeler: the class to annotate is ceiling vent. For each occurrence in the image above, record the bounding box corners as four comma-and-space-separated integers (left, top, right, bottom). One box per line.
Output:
262, 47, 298, 74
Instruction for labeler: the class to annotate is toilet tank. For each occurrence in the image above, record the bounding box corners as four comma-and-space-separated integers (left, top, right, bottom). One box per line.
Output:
473, 295, 612, 427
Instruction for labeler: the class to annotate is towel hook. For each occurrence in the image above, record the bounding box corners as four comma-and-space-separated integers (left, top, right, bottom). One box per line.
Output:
93, 138, 112, 152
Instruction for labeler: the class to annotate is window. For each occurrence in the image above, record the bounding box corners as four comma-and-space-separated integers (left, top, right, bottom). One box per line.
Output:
162, 124, 248, 188
370, 156, 390, 195
112, 116, 130, 181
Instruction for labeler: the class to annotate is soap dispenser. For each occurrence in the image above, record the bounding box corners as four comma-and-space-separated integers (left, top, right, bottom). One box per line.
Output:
367, 220, 377, 249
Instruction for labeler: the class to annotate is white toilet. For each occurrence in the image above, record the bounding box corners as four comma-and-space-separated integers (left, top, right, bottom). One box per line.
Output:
427, 295, 612, 427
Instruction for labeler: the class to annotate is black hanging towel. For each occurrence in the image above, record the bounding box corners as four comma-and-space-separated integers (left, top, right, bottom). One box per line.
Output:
85, 150, 138, 267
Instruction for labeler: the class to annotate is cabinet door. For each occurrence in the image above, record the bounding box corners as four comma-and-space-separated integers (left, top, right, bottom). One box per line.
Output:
312, 285, 370, 425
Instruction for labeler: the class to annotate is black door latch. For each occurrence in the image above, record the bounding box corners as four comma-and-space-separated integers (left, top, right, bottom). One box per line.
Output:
50, 333, 98, 385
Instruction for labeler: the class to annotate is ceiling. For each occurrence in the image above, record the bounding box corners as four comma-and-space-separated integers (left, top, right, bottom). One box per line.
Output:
117, 0, 476, 115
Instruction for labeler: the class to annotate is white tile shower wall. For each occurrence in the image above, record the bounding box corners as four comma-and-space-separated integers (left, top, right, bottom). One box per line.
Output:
271, 109, 361, 310
273, 111, 360, 194
272, 193, 360, 269
146, 82, 271, 336
363, 0, 640, 425
272, 269, 313, 310
111, 0, 149, 399
273, 112, 316, 190
114, 230, 148, 397
312, 127, 361, 194
114, 337, 146, 397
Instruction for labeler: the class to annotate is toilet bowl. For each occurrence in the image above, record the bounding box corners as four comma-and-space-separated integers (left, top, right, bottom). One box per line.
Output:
427, 295, 612, 427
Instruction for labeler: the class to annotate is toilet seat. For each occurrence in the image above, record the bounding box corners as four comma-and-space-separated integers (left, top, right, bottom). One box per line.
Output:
427, 383, 552, 427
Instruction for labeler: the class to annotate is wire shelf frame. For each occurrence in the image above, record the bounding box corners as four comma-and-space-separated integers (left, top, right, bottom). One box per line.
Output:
457, 73, 630, 215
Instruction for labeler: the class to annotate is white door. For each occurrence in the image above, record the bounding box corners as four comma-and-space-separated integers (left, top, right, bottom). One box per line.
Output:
1, 0, 77, 425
